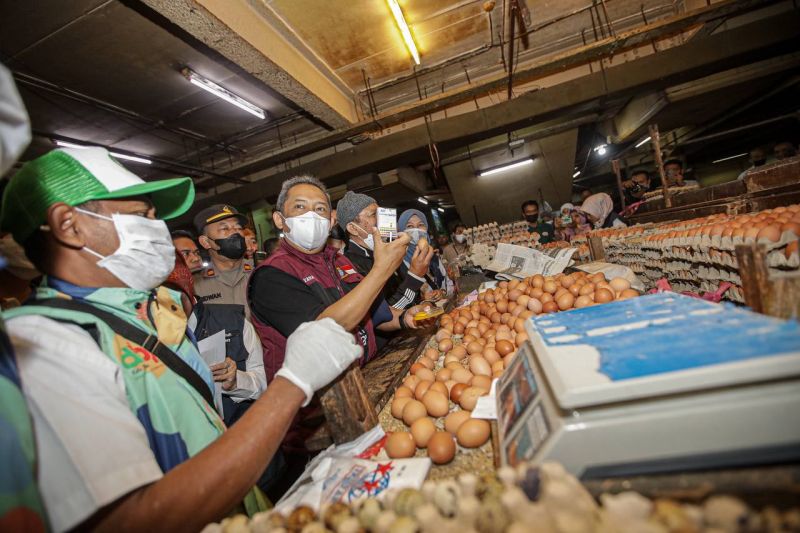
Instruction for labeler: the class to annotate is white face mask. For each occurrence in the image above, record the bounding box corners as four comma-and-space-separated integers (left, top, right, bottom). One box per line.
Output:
351, 223, 375, 251
454, 234, 466, 244
283, 211, 331, 251
405, 228, 426, 243
76, 208, 175, 291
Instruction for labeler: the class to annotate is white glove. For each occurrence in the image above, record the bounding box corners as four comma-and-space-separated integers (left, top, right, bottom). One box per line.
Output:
275, 318, 362, 406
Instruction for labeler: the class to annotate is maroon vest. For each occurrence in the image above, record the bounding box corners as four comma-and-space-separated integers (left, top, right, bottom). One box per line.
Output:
248, 240, 379, 381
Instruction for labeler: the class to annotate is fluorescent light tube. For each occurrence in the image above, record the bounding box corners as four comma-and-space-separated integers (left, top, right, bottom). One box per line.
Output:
479, 158, 534, 177
712, 152, 748, 164
437, 207, 445, 213
417, 197, 428, 205
572, 170, 581, 178
54, 140, 151, 164
635, 136, 651, 148
387, 0, 420, 65
185, 69, 265, 119
594, 145, 607, 155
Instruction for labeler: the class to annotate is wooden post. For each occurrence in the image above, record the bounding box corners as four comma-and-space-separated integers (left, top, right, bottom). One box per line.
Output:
319, 366, 378, 444
612, 158, 626, 210
649, 124, 672, 208
589, 236, 605, 261
736, 242, 800, 320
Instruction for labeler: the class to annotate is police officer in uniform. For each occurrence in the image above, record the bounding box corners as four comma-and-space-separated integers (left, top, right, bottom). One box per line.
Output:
193, 205, 254, 314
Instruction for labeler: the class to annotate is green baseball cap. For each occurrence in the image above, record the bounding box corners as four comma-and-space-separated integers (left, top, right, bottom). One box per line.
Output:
1, 147, 195, 244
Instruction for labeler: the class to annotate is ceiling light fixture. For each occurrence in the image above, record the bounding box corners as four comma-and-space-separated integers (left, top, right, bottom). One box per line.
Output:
182, 68, 265, 119
417, 197, 428, 205
437, 207, 445, 213
712, 152, 749, 164
594, 144, 608, 156
387, 0, 420, 65
635, 136, 652, 148
54, 140, 152, 165
478, 158, 534, 177
572, 170, 581, 178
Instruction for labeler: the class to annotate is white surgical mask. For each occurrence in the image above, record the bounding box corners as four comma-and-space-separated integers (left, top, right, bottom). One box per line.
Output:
352, 223, 375, 251
405, 228, 426, 243
76, 208, 175, 291
283, 211, 330, 251
454, 234, 466, 244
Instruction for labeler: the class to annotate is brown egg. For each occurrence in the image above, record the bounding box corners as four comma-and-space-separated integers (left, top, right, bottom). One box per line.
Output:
496, 339, 514, 356
449, 382, 468, 403
459, 386, 488, 411
490, 312, 502, 323
445, 361, 463, 371
594, 288, 614, 304
744, 226, 761, 240
542, 301, 559, 313
531, 274, 545, 288
422, 390, 450, 417
414, 380, 433, 401
444, 379, 457, 393
503, 351, 516, 367
556, 292, 575, 311
435, 368, 452, 382
450, 345, 468, 358
516, 294, 530, 308
444, 410, 472, 434
403, 375, 419, 389
527, 298, 543, 314
453, 322, 465, 335
579, 283, 595, 296
466, 341, 483, 355
757, 225, 781, 242
435, 329, 451, 342
429, 381, 449, 396
451, 367, 473, 384
514, 318, 527, 334
424, 347, 440, 360
495, 299, 508, 313
568, 284, 582, 297
781, 221, 800, 237
391, 397, 412, 419
427, 432, 456, 464
530, 287, 544, 299
491, 360, 504, 373
609, 277, 631, 293
456, 419, 491, 448
540, 293, 554, 304
471, 375, 492, 390
385, 431, 416, 458
465, 327, 481, 339
469, 356, 492, 377
507, 289, 523, 302
438, 339, 453, 353
395, 386, 413, 398
402, 400, 428, 426
543, 280, 558, 294
575, 295, 593, 308
415, 368, 435, 383
482, 348, 500, 364
516, 331, 529, 345
418, 357, 434, 370
785, 240, 798, 259
618, 288, 640, 299
410, 362, 426, 375
410, 417, 436, 448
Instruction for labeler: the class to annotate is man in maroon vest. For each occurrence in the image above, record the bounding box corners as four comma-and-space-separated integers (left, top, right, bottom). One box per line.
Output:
247, 176, 423, 456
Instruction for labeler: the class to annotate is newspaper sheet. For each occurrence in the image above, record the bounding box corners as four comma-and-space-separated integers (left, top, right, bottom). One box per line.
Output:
486, 243, 577, 279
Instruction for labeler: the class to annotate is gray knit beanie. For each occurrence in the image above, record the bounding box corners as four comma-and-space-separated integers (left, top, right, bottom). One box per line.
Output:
336, 191, 376, 232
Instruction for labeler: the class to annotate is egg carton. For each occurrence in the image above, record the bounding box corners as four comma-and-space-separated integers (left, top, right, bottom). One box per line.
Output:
767, 247, 800, 269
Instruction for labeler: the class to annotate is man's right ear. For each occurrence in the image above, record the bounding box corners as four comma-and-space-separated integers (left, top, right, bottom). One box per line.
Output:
47, 203, 86, 249
197, 234, 212, 250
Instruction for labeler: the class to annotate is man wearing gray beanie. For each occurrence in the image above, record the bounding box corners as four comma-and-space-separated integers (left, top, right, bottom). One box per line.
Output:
337, 191, 433, 312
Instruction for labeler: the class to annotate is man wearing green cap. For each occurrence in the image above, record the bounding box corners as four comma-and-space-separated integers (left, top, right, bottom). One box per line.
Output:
1, 147, 362, 532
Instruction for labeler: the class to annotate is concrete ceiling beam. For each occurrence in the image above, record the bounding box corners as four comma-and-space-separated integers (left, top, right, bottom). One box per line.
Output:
138, 0, 358, 128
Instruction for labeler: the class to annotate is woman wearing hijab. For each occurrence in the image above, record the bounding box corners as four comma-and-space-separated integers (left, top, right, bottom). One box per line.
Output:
398, 209, 455, 302
579, 192, 627, 229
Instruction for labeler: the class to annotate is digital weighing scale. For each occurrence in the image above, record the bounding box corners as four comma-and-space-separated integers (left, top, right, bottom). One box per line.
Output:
497, 293, 800, 479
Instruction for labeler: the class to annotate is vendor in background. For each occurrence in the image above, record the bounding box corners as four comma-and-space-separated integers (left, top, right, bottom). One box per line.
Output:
337, 191, 432, 313
171, 229, 203, 273
1, 147, 362, 532
774, 141, 797, 160
442, 223, 469, 266
398, 208, 455, 302
521, 199, 555, 243
554, 204, 577, 242
242, 227, 258, 261
435, 233, 449, 253
663, 159, 699, 188
737, 147, 768, 181
621, 168, 659, 204
580, 192, 627, 229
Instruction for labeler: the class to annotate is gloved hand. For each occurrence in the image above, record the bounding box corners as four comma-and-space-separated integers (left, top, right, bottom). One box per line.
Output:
275, 318, 363, 406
